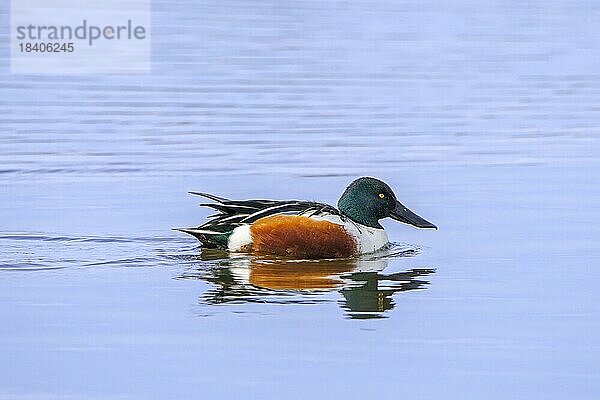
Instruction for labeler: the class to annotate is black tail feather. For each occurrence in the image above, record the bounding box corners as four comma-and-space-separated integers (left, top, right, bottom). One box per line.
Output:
189, 191, 230, 203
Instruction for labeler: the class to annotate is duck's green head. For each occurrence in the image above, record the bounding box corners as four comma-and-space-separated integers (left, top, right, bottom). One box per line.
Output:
337, 177, 437, 230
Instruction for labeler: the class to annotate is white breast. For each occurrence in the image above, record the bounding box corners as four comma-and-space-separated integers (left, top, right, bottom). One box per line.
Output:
307, 213, 388, 254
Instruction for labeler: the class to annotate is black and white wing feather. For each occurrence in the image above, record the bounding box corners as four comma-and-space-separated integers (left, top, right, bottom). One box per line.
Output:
175, 191, 342, 248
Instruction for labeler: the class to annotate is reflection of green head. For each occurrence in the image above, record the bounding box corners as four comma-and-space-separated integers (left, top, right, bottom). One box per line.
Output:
340, 269, 435, 319
341, 272, 394, 319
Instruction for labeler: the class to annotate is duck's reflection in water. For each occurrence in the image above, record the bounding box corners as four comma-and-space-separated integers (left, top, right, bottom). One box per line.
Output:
180, 246, 435, 319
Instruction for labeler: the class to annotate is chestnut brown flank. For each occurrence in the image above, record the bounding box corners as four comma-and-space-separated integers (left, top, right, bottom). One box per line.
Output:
250, 215, 357, 258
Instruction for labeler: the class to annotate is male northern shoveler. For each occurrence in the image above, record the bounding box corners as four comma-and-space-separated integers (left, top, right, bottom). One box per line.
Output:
177, 177, 436, 259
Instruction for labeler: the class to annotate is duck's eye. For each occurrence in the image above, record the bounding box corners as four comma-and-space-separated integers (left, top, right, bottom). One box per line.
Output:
378, 193, 385, 199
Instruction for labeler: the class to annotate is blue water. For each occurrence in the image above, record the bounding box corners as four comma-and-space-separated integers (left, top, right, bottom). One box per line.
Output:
1, 1, 600, 399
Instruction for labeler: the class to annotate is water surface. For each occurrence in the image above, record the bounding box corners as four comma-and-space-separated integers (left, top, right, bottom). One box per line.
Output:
1, 1, 600, 399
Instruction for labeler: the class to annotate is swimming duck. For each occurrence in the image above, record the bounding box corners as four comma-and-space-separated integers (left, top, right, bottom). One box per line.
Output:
177, 177, 436, 258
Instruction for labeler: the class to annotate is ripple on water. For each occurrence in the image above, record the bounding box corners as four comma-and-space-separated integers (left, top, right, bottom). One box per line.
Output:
0, 231, 191, 271
0, 262, 67, 271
